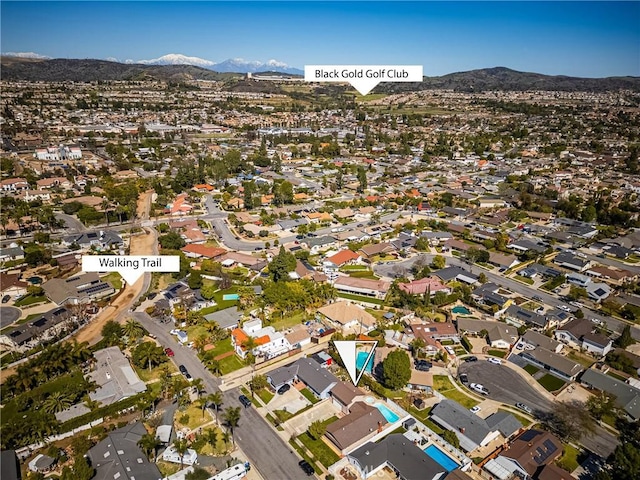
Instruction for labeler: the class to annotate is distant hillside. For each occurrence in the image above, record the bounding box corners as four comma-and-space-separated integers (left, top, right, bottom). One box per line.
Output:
0, 57, 241, 82
383, 67, 640, 93
2, 59, 638, 92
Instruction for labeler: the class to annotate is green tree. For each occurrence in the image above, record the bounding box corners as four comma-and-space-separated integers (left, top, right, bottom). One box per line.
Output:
357, 166, 367, 193
432, 255, 446, 270
545, 400, 595, 442
381, 349, 411, 390
188, 271, 203, 289
132, 341, 167, 371
616, 325, 636, 349
172, 438, 190, 469
159, 231, 186, 250
43, 391, 73, 414
586, 391, 616, 421
101, 320, 123, 345
268, 246, 296, 282
123, 318, 145, 341
249, 374, 268, 397
72, 456, 94, 480
223, 407, 241, 444
308, 420, 327, 440
442, 430, 460, 449
137, 433, 161, 461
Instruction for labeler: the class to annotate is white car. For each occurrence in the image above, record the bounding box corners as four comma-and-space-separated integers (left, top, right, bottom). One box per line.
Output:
487, 357, 502, 365
559, 305, 571, 312
445, 346, 455, 356
170, 329, 181, 335
470, 406, 482, 414
470, 383, 490, 395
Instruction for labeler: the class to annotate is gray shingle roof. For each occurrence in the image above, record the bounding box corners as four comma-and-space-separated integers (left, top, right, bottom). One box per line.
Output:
485, 411, 522, 438
430, 400, 492, 450
580, 369, 640, 419
349, 434, 446, 480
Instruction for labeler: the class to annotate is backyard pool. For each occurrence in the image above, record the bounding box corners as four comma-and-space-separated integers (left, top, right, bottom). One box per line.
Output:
222, 294, 240, 301
356, 351, 374, 374
374, 402, 399, 423
452, 306, 471, 315
424, 444, 459, 472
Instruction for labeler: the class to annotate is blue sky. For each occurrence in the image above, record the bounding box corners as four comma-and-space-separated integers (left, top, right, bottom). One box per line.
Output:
1, 1, 639, 77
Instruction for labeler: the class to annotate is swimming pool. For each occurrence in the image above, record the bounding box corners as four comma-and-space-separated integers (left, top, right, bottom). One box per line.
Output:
374, 403, 399, 423
356, 351, 374, 374
424, 444, 459, 472
452, 306, 471, 315
222, 294, 240, 301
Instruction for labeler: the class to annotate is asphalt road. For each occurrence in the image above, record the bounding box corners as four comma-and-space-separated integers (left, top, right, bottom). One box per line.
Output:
373, 253, 640, 340
0, 306, 21, 327
133, 311, 316, 480
55, 212, 87, 233
458, 361, 618, 458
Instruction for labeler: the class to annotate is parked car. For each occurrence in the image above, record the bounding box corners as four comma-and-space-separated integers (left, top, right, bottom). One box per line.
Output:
465, 356, 478, 363
487, 357, 502, 365
459, 373, 469, 384
533, 295, 542, 301
298, 460, 314, 476
239, 395, 252, 408
185, 373, 193, 382
470, 383, 490, 395
415, 360, 432, 371
515, 402, 533, 414
445, 346, 455, 356
164, 347, 175, 357
277, 384, 291, 395
470, 406, 482, 414
559, 305, 571, 312
179, 364, 188, 375
2, 295, 10, 303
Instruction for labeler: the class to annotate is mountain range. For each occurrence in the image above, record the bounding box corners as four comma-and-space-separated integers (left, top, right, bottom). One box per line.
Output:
1, 55, 639, 92
2, 52, 303, 75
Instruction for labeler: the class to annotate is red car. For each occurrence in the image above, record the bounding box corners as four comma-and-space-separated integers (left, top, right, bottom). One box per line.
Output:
164, 347, 175, 357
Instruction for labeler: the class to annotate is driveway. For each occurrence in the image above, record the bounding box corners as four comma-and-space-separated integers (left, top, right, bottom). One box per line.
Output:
283, 399, 340, 436
267, 388, 310, 413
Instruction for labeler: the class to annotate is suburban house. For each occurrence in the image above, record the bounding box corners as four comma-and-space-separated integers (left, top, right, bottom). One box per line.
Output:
430, 400, 522, 452
203, 306, 242, 330
554, 318, 613, 357
554, 251, 592, 272
0, 273, 28, 298
398, 277, 451, 296
579, 369, 640, 420
433, 266, 478, 285
284, 324, 313, 349
488, 252, 520, 270
585, 282, 612, 302
0, 307, 72, 351
43, 272, 115, 305
325, 402, 388, 453
358, 242, 396, 261
347, 433, 448, 480
317, 301, 377, 334
0, 246, 25, 263
181, 244, 226, 259
231, 318, 291, 360
411, 321, 460, 344
87, 423, 162, 480
331, 381, 366, 414
521, 330, 564, 354
88, 347, 147, 406
333, 276, 391, 299
63, 230, 124, 251
483, 429, 563, 480
267, 357, 338, 399
519, 346, 584, 381
504, 305, 550, 330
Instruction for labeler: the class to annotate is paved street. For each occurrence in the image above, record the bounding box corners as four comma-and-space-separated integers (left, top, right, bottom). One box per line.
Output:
133, 311, 316, 480
458, 360, 618, 458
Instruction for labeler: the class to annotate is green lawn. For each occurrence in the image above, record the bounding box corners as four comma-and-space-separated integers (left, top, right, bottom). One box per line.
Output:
274, 409, 294, 423
241, 387, 261, 406
433, 375, 479, 408
538, 374, 566, 392
567, 351, 595, 369
524, 364, 540, 375
337, 292, 383, 305
14, 294, 48, 307
102, 272, 123, 290
300, 388, 320, 405
296, 416, 339, 467
514, 275, 535, 285
203, 337, 234, 358
289, 439, 320, 474
348, 271, 379, 279
270, 311, 306, 331
257, 388, 274, 405
487, 349, 508, 358
219, 355, 245, 375
557, 443, 581, 471
198, 287, 240, 315
135, 360, 176, 383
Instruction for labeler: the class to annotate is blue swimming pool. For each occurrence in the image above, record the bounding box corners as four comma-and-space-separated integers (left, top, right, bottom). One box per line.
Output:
424, 444, 459, 472
374, 403, 399, 423
452, 306, 471, 315
356, 351, 373, 374
222, 294, 240, 301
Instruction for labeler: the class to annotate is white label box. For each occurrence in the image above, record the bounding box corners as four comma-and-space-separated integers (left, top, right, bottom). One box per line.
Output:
304, 65, 423, 95
82, 255, 180, 286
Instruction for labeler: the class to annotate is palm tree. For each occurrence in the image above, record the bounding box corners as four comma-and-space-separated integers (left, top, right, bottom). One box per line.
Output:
221, 430, 232, 453
206, 359, 222, 377
207, 392, 223, 424
204, 429, 218, 453
223, 407, 241, 445
193, 334, 209, 354
101, 198, 111, 225
241, 337, 257, 359
137, 433, 161, 461
123, 318, 145, 341
43, 391, 73, 414
196, 397, 209, 419
190, 377, 205, 398
172, 438, 189, 469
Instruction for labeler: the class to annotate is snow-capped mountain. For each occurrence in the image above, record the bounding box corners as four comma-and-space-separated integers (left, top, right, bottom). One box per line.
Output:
135, 53, 303, 74
2, 52, 51, 59
137, 53, 216, 68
